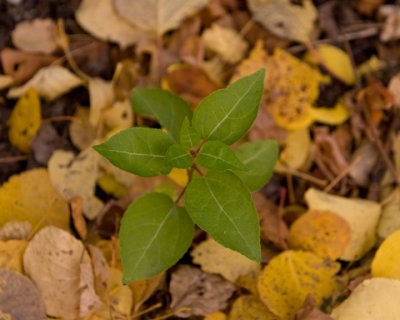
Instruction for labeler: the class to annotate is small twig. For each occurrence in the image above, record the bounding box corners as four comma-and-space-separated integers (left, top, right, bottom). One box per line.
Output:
239, 20, 255, 37
278, 165, 328, 187
151, 307, 191, 320
131, 303, 162, 319
0, 155, 28, 164
324, 156, 361, 193
278, 188, 288, 250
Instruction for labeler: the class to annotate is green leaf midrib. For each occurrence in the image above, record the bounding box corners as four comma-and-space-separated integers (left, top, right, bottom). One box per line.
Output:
96, 148, 165, 158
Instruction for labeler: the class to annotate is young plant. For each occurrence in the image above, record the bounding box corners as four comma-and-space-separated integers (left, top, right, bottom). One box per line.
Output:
94, 69, 278, 283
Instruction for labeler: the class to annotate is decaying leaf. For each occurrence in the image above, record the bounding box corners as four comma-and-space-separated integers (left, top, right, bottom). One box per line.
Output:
48, 148, 101, 219
23, 226, 102, 320
0, 240, 28, 272
202, 24, 248, 64
76, 0, 147, 48
248, 0, 317, 42
380, 5, 400, 42
8, 65, 83, 100
331, 278, 400, 319
305, 188, 381, 261
103, 99, 133, 130
389, 73, 400, 107
0, 269, 47, 320
69, 107, 97, 150
348, 141, 379, 187
296, 294, 334, 320
114, 0, 210, 36
371, 229, 400, 280
288, 210, 352, 260
0, 168, 69, 230
228, 295, 279, 320
170, 265, 236, 317
0, 221, 32, 241
191, 238, 260, 283
378, 188, 400, 239
257, 250, 340, 319
88, 77, 115, 127
11, 18, 58, 54
8, 88, 41, 153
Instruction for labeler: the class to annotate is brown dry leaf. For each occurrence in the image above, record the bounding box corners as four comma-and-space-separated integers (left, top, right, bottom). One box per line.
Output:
130, 273, 165, 312
0, 74, 14, 89
48, 148, 102, 219
11, 19, 58, 54
257, 251, 340, 320
0, 240, 28, 272
380, 5, 400, 42
0, 269, 47, 320
191, 238, 260, 283
23, 226, 102, 320
170, 265, 236, 317
289, 210, 351, 260
69, 107, 97, 150
76, 0, 147, 48
0, 221, 32, 240
305, 188, 381, 261
1, 48, 56, 83
0, 168, 70, 230
103, 99, 133, 130
8, 65, 83, 100
70, 196, 88, 239
228, 295, 279, 320
114, 0, 210, 36
202, 24, 248, 64
388, 72, 400, 107
248, 0, 317, 42
349, 141, 379, 187
296, 294, 334, 320
354, 0, 383, 15
88, 77, 115, 127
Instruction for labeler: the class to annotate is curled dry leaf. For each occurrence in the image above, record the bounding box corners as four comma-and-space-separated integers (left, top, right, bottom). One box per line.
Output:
0, 269, 47, 320
331, 278, 400, 320
257, 251, 340, 320
305, 188, 381, 261
248, 0, 317, 43
348, 141, 379, 187
23, 226, 102, 320
11, 18, 58, 54
48, 148, 101, 219
202, 24, 248, 64
114, 0, 210, 36
288, 210, 352, 260
0, 240, 28, 272
191, 238, 260, 283
8, 88, 41, 153
228, 295, 279, 320
88, 78, 115, 127
7, 65, 83, 100
170, 265, 236, 317
76, 0, 147, 48
0, 168, 69, 230
70, 196, 88, 239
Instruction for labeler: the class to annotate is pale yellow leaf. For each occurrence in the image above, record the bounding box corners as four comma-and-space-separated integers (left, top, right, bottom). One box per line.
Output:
69, 107, 96, 150
103, 99, 133, 130
48, 148, 101, 219
76, 0, 147, 48
23, 226, 101, 320
257, 250, 340, 319
228, 295, 279, 320
304, 45, 355, 85
114, 0, 210, 36
191, 238, 260, 283
377, 188, 400, 239
288, 210, 352, 260
248, 0, 317, 42
97, 170, 129, 198
168, 168, 188, 187
371, 229, 400, 279
331, 278, 400, 320
388, 73, 400, 107
202, 24, 248, 64
8, 65, 83, 100
357, 55, 386, 77
0, 240, 28, 272
305, 188, 381, 261
11, 18, 58, 54
0, 168, 69, 230
379, 5, 400, 42
205, 311, 227, 320
8, 88, 41, 153
89, 77, 114, 126
308, 100, 349, 125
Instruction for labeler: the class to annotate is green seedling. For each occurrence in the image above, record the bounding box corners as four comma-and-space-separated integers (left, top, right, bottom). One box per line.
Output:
94, 69, 279, 283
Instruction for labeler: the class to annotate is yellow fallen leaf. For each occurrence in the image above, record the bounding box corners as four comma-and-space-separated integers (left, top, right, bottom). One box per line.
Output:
8, 65, 83, 100
228, 295, 279, 320
0, 240, 28, 273
69, 107, 96, 150
304, 45, 355, 85
97, 170, 129, 198
205, 311, 227, 320
288, 210, 352, 260
191, 238, 260, 283
202, 24, 248, 64
0, 169, 69, 230
331, 278, 400, 319
88, 77, 115, 127
257, 250, 339, 319
168, 168, 188, 187
248, 0, 317, 42
371, 229, 400, 280
357, 55, 386, 77
377, 188, 400, 239
305, 188, 381, 261
308, 99, 350, 125
8, 88, 41, 153
103, 99, 133, 130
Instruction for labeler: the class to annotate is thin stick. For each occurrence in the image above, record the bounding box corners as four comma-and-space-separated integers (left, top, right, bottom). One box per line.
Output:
324, 156, 361, 193
0, 155, 28, 164
278, 165, 328, 187
131, 303, 162, 319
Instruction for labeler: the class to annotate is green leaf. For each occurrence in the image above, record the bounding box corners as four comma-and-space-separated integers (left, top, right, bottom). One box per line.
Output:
185, 171, 261, 261
166, 144, 193, 169
93, 127, 173, 177
132, 88, 193, 142
180, 117, 201, 149
232, 140, 279, 191
197, 140, 246, 171
120, 192, 195, 283
192, 69, 265, 145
